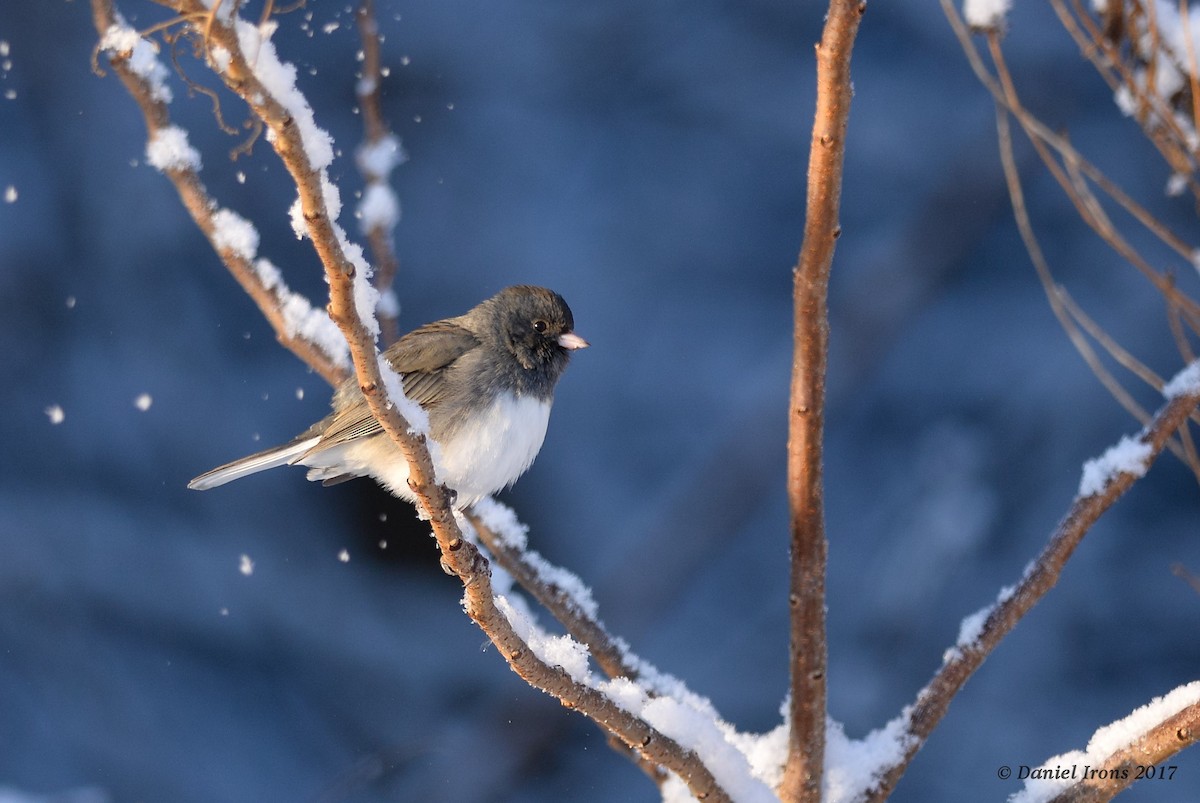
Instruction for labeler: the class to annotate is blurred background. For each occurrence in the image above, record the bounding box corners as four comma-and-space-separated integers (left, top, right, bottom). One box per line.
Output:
2, 1, 1199, 801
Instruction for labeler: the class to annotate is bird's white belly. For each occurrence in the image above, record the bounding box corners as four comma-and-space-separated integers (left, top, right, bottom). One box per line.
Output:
340, 393, 551, 507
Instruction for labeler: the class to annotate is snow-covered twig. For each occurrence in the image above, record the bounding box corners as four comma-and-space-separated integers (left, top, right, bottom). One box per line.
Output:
90, 0, 349, 387
782, 1, 865, 799
865, 364, 1200, 801
1011, 682, 1200, 803
467, 501, 642, 684
355, 0, 403, 345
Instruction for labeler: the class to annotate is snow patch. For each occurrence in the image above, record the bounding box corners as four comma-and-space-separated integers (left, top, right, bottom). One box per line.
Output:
145, 126, 201, 172
1078, 435, 1152, 497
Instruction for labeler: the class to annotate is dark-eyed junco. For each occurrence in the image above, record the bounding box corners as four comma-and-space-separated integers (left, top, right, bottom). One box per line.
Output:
189, 285, 588, 508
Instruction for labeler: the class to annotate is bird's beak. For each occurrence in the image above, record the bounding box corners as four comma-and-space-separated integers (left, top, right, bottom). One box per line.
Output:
558, 332, 589, 350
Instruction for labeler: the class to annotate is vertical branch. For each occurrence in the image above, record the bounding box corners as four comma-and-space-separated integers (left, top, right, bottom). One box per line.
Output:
781, 2, 865, 801
356, 0, 403, 345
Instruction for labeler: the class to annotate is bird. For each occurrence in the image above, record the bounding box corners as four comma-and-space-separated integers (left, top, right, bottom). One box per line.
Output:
188, 285, 588, 508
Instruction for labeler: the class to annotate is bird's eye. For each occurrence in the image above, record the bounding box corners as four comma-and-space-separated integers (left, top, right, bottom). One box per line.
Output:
533, 319, 548, 333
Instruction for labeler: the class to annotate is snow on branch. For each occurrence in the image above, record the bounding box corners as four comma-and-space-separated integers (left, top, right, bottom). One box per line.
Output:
91, 0, 349, 386
355, 0, 405, 344
1010, 682, 1200, 803
465, 510, 778, 802
864, 371, 1200, 801
963, 0, 1011, 32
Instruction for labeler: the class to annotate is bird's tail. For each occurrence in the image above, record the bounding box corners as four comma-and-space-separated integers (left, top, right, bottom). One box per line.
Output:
187, 436, 321, 490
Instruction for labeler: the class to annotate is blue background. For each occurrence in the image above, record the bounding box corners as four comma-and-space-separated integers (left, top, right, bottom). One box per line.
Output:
2, 1, 1199, 801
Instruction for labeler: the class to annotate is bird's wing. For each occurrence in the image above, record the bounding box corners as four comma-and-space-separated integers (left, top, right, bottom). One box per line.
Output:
305, 319, 481, 452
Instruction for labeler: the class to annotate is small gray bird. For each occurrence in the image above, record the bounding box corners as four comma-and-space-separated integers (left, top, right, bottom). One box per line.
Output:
189, 285, 588, 508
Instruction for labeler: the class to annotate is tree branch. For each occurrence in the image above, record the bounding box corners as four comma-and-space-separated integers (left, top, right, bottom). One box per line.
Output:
91, 0, 348, 387
355, 0, 402, 345
782, 1, 864, 800
866, 378, 1200, 800
468, 509, 642, 684
102, 3, 730, 797
1048, 699, 1200, 801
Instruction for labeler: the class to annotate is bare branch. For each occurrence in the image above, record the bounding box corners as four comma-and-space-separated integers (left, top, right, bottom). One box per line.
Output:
781, 2, 865, 800
867, 381, 1200, 800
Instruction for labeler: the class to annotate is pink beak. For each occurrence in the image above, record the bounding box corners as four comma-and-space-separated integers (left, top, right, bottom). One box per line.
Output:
557, 332, 589, 350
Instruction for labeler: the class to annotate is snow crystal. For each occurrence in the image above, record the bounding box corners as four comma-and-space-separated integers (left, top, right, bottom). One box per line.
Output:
4, 185, 15, 203
337, 549, 350, 563
824, 714, 917, 803
1010, 681, 1200, 803
358, 184, 400, 233
238, 554, 254, 576
963, 0, 1011, 30
145, 126, 201, 172
45, 405, 64, 425
1078, 434, 1152, 497
1163, 359, 1200, 400
210, 208, 259, 261
134, 393, 152, 411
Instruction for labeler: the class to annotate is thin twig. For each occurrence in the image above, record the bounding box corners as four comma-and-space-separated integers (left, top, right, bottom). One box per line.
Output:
355, 0, 401, 345
781, 1, 864, 800
1046, 698, 1200, 802
867, 384, 1200, 800
468, 512, 640, 683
